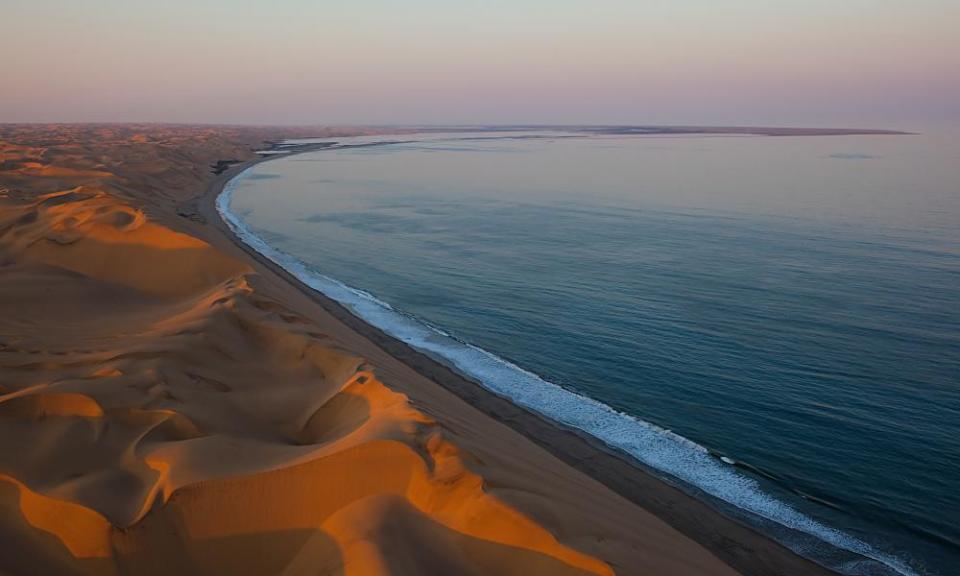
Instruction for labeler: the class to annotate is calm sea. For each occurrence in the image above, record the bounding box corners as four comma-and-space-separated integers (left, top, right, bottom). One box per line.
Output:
221, 130, 960, 575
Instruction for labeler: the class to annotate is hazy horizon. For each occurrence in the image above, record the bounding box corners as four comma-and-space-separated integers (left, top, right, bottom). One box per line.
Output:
2, 0, 958, 128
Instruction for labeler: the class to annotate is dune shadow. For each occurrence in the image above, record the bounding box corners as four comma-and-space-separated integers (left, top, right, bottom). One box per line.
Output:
298, 390, 371, 446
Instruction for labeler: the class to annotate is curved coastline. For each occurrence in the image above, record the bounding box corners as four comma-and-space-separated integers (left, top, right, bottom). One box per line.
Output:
208, 140, 916, 576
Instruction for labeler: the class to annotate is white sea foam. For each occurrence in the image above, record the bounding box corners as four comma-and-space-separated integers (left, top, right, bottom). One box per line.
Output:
218, 159, 919, 576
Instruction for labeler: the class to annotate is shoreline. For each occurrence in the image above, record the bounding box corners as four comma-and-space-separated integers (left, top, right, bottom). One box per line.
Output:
199, 142, 846, 576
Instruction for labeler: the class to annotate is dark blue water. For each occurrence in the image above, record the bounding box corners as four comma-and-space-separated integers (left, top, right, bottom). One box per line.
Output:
224, 132, 960, 575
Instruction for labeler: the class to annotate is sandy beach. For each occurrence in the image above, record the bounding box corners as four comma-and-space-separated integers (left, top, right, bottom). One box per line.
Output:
0, 124, 841, 575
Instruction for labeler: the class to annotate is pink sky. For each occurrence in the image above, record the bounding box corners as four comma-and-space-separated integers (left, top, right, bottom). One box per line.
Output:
2, 0, 958, 127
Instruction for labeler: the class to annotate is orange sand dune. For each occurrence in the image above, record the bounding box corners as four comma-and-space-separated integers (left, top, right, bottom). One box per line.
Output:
13, 162, 114, 180
0, 128, 616, 575
0, 125, 831, 576
1, 188, 247, 296
0, 192, 610, 575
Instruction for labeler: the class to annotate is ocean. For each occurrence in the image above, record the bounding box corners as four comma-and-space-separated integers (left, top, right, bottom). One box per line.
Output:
219, 129, 960, 575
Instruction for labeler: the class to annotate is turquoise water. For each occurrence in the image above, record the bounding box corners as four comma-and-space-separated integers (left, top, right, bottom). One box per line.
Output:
222, 131, 960, 575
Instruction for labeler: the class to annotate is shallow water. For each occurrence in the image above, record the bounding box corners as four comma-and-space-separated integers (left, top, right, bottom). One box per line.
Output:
224, 130, 960, 575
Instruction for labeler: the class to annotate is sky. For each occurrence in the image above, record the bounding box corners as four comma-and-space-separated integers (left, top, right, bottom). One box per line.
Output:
1, 0, 958, 128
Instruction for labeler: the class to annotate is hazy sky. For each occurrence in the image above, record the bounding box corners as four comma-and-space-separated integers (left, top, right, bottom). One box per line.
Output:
2, 0, 958, 127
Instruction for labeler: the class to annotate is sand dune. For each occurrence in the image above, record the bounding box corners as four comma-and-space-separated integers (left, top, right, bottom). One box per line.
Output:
0, 126, 623, 575
4, 188, 248, 297
0, 124, 834, 575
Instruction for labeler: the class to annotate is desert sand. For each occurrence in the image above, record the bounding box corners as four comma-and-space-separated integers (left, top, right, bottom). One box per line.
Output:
0, 124, 837, 575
